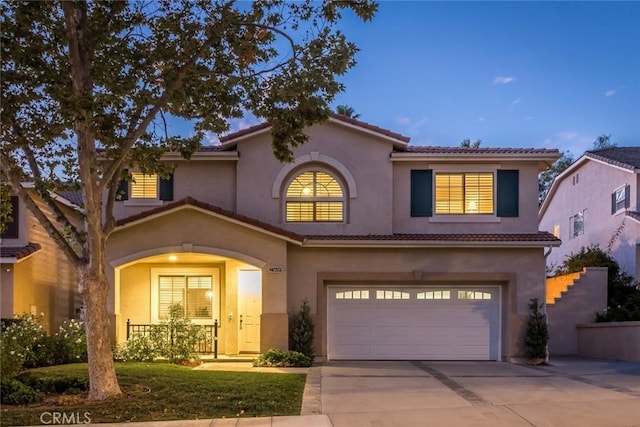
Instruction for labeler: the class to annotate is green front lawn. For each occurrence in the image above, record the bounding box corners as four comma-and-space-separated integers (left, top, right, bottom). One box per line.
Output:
0, 363, 306, 426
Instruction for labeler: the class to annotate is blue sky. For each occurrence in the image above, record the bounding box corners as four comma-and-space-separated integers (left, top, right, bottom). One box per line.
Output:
329, 1, 640, 155
194, 1, 640, 157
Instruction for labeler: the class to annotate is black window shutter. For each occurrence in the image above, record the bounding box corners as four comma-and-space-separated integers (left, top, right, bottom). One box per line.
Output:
624, 184, 631, 209
497, 170, 519, 217
410, 170, 432, 217
159, 173, 174, 201
1, 196, 19, 238
611, 192, 617, 214
116, 175, 129, 201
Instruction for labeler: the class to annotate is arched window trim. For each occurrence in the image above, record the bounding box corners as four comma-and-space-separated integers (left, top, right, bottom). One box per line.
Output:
271, 152, 357, 199
283, 167, 347, 223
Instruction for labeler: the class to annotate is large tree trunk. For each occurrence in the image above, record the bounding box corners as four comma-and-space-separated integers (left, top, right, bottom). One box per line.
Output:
81, 266, 121, 400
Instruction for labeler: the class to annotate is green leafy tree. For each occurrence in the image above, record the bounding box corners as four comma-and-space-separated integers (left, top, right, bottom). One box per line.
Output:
335, 104, 361, 119
459, 138, 481, 148
592, 134, 616, 150
0, 0, 376, 399
538, 151, 574, 204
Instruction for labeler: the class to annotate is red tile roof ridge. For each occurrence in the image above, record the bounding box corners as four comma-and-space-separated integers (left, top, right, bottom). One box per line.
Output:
115, 197, 305, 242
304, 232, 560, 242
403, 146, 560, 154
219, 113, 410, 144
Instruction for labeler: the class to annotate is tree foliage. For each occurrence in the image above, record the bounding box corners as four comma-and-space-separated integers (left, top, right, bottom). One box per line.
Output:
524, 298, 548, 363
335, 104, 360, 119
538, 151, 574, 204
0, 0, 376, 399
290, 298, 314, 359
459, 138, 481, 148
592, 134, 616, 150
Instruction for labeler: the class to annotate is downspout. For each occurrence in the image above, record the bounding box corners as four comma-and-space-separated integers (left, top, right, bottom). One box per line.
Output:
543, 246, 554, 363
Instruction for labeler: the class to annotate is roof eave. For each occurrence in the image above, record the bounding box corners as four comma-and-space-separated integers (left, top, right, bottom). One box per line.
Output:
301, 240, 561, 248
114, 204, 304, 245
391, 152, 561, 165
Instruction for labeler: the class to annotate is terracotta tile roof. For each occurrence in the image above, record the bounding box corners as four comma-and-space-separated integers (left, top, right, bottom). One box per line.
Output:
626, 211, 640, 223
304, 232, 560, 243
115, 197, 305, 243
198, 145, 231, 152
403, 146, 560, 155
219, 113, 410, 144
0, 242, 42, 260
585, 147, 640, 170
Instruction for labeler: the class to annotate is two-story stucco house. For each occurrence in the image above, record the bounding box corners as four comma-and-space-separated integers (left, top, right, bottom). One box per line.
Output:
0, 190, 79, 333
105, 114, 561, 362
540, 147, 640, 280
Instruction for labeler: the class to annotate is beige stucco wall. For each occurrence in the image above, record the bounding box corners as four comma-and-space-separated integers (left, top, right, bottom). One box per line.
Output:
286, 245, 546, 360
393, 162, 543, 234
1, 199, 77, 333
111, 159, 237, 220
235, 122, 395, 235
107, 208, 290, 351
577, 322, 640, 362
547, 267, 608, 355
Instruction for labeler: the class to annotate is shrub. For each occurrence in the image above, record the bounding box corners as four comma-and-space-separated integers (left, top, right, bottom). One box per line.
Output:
524, 298, 548, 364
290, 299, 314, 359
113, 334, 157, 362
0, 378, 43, 405
253, 348, 312, 368
150, 304, 204, 363
56, 319, 87, 363
16, 372, 88, 395
555, 245, 640, 322
0, 314, 46, 377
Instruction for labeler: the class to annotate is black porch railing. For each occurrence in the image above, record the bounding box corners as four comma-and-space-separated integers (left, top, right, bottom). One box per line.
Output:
126, 319, 218, 358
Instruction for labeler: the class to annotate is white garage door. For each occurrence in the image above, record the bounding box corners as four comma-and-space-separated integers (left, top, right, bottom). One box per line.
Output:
327, 286, 500, 361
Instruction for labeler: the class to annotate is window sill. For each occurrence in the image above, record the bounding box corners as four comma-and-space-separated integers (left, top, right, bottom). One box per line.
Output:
124, 199, 164, 207
429, 215, 501, 223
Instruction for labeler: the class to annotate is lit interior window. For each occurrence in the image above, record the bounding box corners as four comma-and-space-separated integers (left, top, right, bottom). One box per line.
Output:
435, 173, 493, 214
286, 171, 344, 222
130, 172, 158, 199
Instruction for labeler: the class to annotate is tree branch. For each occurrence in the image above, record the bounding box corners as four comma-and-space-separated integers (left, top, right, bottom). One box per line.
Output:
0, 151, 84, 266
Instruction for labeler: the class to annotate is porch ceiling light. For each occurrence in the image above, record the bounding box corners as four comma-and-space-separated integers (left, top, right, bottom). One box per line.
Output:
168, 255, 177, 261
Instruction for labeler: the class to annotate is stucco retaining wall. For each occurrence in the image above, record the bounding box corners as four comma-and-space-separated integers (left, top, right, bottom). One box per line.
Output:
577, 322, 640, 362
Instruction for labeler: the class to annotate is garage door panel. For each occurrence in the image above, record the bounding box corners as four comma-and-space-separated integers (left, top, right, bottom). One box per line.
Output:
328, 285, 500, 361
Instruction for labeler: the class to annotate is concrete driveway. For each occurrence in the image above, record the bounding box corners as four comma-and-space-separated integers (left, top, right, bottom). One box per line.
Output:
302, 357, 640, 427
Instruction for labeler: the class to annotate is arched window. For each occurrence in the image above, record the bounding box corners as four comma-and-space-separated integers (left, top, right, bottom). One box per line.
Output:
285, 170, 345, 222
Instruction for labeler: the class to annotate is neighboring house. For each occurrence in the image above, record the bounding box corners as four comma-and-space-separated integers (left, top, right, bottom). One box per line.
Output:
0, 190, 80, 333
540, 147, 640, 280
105, 113, 561, 361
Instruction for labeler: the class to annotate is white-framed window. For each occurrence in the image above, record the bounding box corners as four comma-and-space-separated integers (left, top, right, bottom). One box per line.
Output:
435, 172, 494, 214
130, 172, 158, 199
570, 210, 585, 239
151, 268, 220, 324
458, 290, 492, 300
285, 170, 345, 222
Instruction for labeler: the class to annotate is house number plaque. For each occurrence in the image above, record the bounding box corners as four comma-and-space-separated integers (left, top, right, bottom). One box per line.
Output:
268, 266, 285, 273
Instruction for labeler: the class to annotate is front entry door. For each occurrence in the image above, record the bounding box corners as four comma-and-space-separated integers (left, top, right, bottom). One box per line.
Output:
238, 270, 262, 353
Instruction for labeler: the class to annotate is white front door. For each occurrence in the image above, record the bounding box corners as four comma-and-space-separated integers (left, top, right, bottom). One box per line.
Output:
238, 270, 262, 353
327, 285, 500, 361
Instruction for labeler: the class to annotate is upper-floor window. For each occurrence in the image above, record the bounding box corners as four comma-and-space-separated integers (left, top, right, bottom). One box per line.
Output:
116, 171, 174, 203
0, 196, 19, 239
435, 172, 494, 214
130, 172, 158, 199
411, 169, 518, 219
285, 170, 344, 222
570, 210, 584, 239
611, 185, 630, 214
